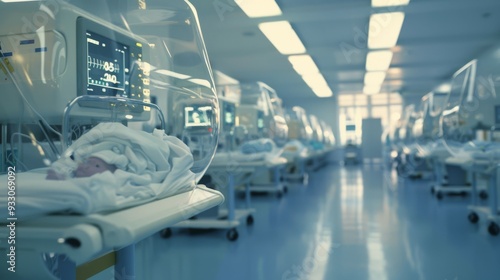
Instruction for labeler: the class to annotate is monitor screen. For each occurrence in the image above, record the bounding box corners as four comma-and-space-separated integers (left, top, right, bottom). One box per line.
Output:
185, 106, 212, 127
86, 31, 129, 96
225, 112, 233, 124
77, 17, 147, 102
223, 102, 235, 130
346, 124, 356, 131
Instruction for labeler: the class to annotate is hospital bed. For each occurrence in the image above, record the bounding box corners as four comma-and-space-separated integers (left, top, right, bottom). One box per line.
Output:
234, 82, 289, 196
430, 56, 497, 201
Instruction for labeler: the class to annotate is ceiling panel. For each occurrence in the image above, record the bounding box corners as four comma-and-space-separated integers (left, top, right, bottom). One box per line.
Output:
189, 0, 500, 102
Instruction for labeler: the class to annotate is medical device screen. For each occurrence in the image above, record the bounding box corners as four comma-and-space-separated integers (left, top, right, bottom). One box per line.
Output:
223, 102, 235, 131
257, 111, 264, 132
86, 31, 129, 96
185, 105, 213, 127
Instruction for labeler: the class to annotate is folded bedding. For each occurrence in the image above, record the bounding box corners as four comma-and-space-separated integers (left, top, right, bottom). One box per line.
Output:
240, 138, 275, 154
0, 123, 197, 220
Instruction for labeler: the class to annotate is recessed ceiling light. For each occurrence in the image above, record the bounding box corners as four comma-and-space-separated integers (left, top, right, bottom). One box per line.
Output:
302, 73, 328, 89
364, 71, 387, 85
366, 50, 393, 71
363, 85, 381, 95
259, 21, 306, 55
236, 0, 282, 18
372, 0, 410, 7
288, 55, 320, 76
368, 12, 405, 49
312, 86, 333, 98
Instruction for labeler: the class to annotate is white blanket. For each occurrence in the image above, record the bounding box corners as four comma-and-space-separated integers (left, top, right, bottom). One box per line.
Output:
0, 123, 196, 220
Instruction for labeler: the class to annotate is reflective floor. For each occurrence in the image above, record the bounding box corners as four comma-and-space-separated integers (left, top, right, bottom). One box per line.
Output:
95, 163, 500, 280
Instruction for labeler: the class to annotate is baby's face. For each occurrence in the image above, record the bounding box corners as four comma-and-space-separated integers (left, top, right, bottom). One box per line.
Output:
74, 157, 116, 178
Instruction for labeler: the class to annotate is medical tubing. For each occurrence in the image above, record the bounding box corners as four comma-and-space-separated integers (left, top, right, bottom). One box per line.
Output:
0, 49, 62, 138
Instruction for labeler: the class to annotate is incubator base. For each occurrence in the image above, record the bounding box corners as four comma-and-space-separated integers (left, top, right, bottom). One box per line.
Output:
0, 185, 224, 279
431, 185, 472, 200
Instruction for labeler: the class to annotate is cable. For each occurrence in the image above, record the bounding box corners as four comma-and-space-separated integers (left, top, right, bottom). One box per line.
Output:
10, 132, 53, 171
0, 49, 63, 138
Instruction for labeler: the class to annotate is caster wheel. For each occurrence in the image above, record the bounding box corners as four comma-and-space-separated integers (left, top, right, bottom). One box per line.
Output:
246, 215, 254, 225
479, 190, 489, 200
283, 186, 288, 194
488, 222, 500, 236
277, 191, 283, 198
227, 228, 239, 241
160, 228, 172, 238
430, 187, 435, 194
436, 191, 443, 200
468, 212, 479, 224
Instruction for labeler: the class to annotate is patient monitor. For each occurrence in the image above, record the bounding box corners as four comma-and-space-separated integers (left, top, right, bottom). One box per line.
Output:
0, 1, 151, 124
213, 70, 242, 150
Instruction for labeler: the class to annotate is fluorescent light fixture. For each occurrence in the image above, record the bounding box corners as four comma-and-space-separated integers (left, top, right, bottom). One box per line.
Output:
259, 21, 306, 55
236, 0, 282, 18
312, 85, 333, 98
368, 12, 405, 49
302, 73, 328, 89
364, 71, 387, 85
363, 85, 381, 95
372, 0, 410, 7
288, 55, 319, 76
366, 50, 393, 71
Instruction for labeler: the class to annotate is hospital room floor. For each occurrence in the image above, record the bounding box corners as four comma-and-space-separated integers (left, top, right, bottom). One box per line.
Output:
96, 163, 500, 280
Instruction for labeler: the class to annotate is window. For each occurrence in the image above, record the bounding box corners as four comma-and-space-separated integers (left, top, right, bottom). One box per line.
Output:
338, 93, 402, 145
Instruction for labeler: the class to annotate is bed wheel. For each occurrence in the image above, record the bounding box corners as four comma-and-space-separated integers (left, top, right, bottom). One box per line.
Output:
277, 191, 283, 199
468, 212, 479, 224
247, 215, 254, 225
160, 228, 172, 238
227, 228, 239, 241
283, 186, 288, 194
488, 222, 500, 236
479, 190, 489, 200
436, 191, 443, 200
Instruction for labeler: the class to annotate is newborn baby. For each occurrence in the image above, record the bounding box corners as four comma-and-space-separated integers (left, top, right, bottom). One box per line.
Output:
46, 150, 127, 180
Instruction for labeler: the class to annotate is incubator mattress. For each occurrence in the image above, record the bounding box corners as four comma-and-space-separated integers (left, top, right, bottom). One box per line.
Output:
0, 123, 197, 220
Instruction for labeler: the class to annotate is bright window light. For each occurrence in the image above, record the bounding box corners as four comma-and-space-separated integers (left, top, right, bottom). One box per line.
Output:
236, 0, 282, 18
363, 85, 382, 95
372, 0, 410, 7
366, 50, 393, 71
364, 71, 387, 85
288, 55, 319, 76
302, 73, 328, 89
313, 86, 333, 98
259, 21, 306, 55
368, 12, 405, 49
